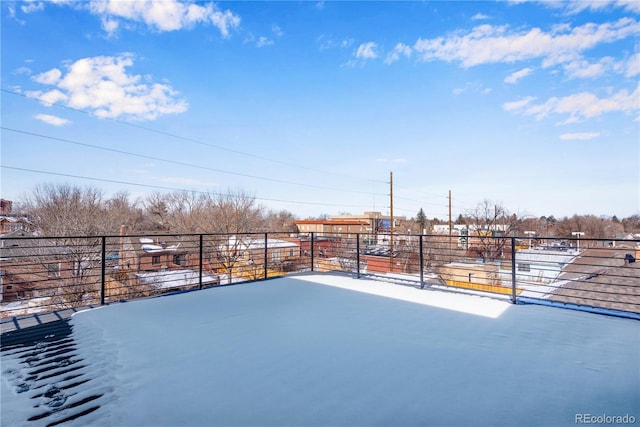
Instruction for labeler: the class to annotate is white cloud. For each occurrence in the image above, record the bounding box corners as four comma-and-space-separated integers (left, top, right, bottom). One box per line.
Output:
384, 43, 412, 64
504, 67, 533, 84
21, 1, 45, 14
27, 55, 188, 121
471, 13, 489, 20
85, 0, 240, 36
34, 113, 71, 126
413, 18, 638, 69
13, 66, 32, 76
563, 57, 613, 79
355, 42, 378, 60
32, 68, 62, 85
453, 82, 492, 96
503, 96, 537, 111
100, 17, 119, 35
318, 35, 354, 51
26, 89, 69, 105
257, 36, 274, 47
559, 0, 640, 14
559, 132, 601, 140
272, 24, 283, 38
624, 53, 640, 77
504, 84, 640, 123
209, 8, 241, 38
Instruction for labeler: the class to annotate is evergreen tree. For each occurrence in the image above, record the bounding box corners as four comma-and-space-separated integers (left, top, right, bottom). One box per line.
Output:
416, 208, 427, 233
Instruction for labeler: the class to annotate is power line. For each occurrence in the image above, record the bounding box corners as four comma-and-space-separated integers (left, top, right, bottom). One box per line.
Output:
2, 127, 379, 197
2, 88, 387, 185
1, 165, 377, 209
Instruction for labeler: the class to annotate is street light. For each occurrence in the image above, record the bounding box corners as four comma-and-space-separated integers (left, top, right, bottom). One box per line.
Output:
571, 231, 585, 251
524, 231, 536, 249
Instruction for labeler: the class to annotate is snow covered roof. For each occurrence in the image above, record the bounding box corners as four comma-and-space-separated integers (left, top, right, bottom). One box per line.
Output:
136, 269, 219, 290
2, 274, 638, 426
228, 236, 299, 250
515, 249, 578, 264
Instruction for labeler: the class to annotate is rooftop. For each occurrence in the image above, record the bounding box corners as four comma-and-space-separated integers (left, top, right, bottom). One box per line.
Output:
2, 273, 638, 427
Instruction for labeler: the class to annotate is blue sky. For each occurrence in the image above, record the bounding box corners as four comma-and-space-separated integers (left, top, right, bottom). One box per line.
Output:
1, 0, 639, 220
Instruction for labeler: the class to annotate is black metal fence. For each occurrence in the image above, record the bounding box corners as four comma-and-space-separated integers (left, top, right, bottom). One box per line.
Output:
1, 232, 639, 319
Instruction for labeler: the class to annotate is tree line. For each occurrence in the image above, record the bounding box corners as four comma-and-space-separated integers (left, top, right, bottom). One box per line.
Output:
13, 183, 298, 237
408, 202, 639, 240
7, 183, 640, 239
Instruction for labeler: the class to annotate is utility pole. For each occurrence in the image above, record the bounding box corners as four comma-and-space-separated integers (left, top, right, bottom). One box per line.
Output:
448, 190, 452, 257
389, 171, 394, 272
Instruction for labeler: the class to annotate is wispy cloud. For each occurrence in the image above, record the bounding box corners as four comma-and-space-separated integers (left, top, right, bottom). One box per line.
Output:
17, 0, 241, 37
257, 36, 274, 48
559, 132, 601, 140
21, 1, 46, 14
539, 0, 640, 15
412, 18, 637, 70
355, 42, 378, 60
504, 84, 640, 123
318, 34, 354, 51
471, 13, 489, 20
504, 67, 533, 84
34, 113, 70, 126
503, 96, 536, 112
13, 66, 32, 76
272, 24, 283, 38
26, 54, 188, 121
384, 43, 412, 65
453, 82, 492, 96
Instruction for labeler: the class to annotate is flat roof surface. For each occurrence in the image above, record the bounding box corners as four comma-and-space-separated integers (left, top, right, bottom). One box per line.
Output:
2, 274, 639, 426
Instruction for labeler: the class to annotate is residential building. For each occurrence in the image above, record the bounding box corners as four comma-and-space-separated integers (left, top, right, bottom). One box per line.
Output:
294, 219, 369, 238
0, 199, 12, 215
0, 231, 72, 302
212, 236, 301, 280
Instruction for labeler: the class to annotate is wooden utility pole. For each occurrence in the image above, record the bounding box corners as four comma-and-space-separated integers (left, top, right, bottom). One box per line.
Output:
448, 190, 452, 256
389, 171, 394, 272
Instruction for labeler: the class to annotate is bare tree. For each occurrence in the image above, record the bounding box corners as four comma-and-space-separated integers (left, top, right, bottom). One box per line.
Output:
465, 200, 519, 262
22, 184, 109, 307
263, 209, 297, 233
104, 191, 146, 233
210, 189, 265, 234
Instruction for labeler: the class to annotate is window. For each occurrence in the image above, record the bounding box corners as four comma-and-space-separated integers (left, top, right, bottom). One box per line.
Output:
517, 263, 531, 272
173, 254, 186, 266
272, 251, 281, 262
46, 263, 60, 278
289, 249, 295, 257
152, 255, 161, 265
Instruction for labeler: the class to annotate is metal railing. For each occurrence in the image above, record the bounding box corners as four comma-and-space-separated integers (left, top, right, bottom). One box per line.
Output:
1, 232, 639, 319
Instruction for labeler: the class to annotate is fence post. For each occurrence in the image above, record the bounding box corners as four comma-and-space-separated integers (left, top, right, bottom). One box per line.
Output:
264, 233, 269, 280
356, 234, 361, 279
199, 234, 204, 290
420, 235, 425, 289
100, 236, 106, 305
511, 236, 517, 304
310, 232, 315, 272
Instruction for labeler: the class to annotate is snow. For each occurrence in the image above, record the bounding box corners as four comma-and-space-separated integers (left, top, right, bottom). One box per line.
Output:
136, 269, 220, 290
2, 274, 639, 426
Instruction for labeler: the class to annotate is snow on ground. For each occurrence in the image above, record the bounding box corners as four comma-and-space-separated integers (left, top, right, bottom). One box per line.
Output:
0, 297, 53, 318
2, 274, 639, 426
